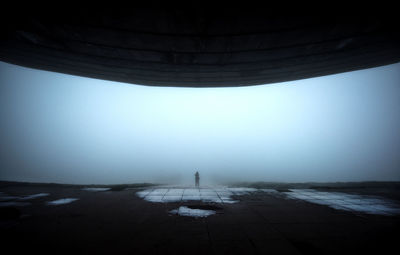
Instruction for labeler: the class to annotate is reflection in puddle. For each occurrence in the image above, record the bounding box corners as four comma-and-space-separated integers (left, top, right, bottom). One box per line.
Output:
170, 206, 216, 218
285, 189, 400, 216
47, 198, 79, 205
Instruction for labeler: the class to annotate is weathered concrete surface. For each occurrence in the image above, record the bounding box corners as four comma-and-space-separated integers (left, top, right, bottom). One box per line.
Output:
1, 8, 399, 87
1, 182, 399, 254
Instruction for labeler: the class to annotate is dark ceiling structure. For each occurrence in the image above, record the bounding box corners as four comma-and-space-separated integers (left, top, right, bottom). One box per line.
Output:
1, 8, 399, 87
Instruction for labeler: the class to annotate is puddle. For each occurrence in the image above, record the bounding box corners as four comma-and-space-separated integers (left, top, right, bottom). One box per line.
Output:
47, 198, 79, 205
285, 189, 400, 216
170, 206, 216, 218
81, 188, 111, 192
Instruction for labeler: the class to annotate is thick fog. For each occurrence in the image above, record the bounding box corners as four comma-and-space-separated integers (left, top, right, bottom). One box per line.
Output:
0, 61, 399, 185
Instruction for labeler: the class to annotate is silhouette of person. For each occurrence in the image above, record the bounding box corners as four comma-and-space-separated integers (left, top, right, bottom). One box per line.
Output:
195, 171, 200, 188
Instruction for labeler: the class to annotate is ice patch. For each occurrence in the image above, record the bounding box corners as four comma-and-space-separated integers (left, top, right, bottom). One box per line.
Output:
260, 189, 279, 193
162, 196, 182, 202
148, 189, 169, 195
165, 189, 184, 196
227, 187, 258, 194
182, 195, 202, 201
136, 190, 152, 198
170, 206, 216, 218
137, 188, 248, 204
143, 196, 164, 202
220, 199, 238, 204
285, 189, 400, 216
183, 189, 201, 195
47, 198, 79, 205
82, 188, 111, 192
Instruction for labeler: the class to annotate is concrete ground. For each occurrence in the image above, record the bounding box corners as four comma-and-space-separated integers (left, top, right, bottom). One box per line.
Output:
1, 182, 399, 255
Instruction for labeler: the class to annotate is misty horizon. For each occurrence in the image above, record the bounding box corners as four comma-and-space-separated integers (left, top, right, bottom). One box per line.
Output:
0, 61, 399, 185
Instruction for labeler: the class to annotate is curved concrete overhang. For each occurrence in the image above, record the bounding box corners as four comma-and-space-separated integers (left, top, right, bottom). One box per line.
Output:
1, 8, 399, 87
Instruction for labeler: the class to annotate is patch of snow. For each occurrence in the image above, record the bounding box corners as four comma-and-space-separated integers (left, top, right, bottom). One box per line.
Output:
260, 189, 279, 193
162, 196, 182, 202
227, 187, 258, 194
144, 196, 164, 202
220, 199, 238, 204
81, 188, 111, 192
170, 206, 216, 218
47, 198, 79, 205
136, 190, 152, 198
182, 195, 202, 201
200, 196, 223, 203
165, 189, 184, 195
183, 189, 200, 195
285, 189, 400, 216
148, 189, 168, 195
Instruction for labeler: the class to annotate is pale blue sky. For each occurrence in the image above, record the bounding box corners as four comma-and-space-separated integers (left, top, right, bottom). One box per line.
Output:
1, 61, 399, 184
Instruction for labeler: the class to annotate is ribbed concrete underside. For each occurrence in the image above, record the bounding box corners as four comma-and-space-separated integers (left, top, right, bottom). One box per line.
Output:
1, 8, 399, 87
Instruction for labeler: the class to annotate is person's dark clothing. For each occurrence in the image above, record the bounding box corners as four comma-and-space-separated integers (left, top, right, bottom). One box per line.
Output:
195, 172, 200, 188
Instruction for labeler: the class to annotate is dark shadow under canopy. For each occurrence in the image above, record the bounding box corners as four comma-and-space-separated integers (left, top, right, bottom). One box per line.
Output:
1, 7, 399, 87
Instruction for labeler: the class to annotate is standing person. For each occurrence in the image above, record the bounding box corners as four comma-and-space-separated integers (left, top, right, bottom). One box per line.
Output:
195, 171, 200, 188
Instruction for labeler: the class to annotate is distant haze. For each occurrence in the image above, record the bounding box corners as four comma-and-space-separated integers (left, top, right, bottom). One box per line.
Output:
1, 61, 399, 185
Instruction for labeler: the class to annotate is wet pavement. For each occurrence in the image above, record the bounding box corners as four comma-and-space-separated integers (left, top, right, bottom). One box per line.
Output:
137, 187, 400, 216
137, 187, 258, 204
1, 183, 399, 254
